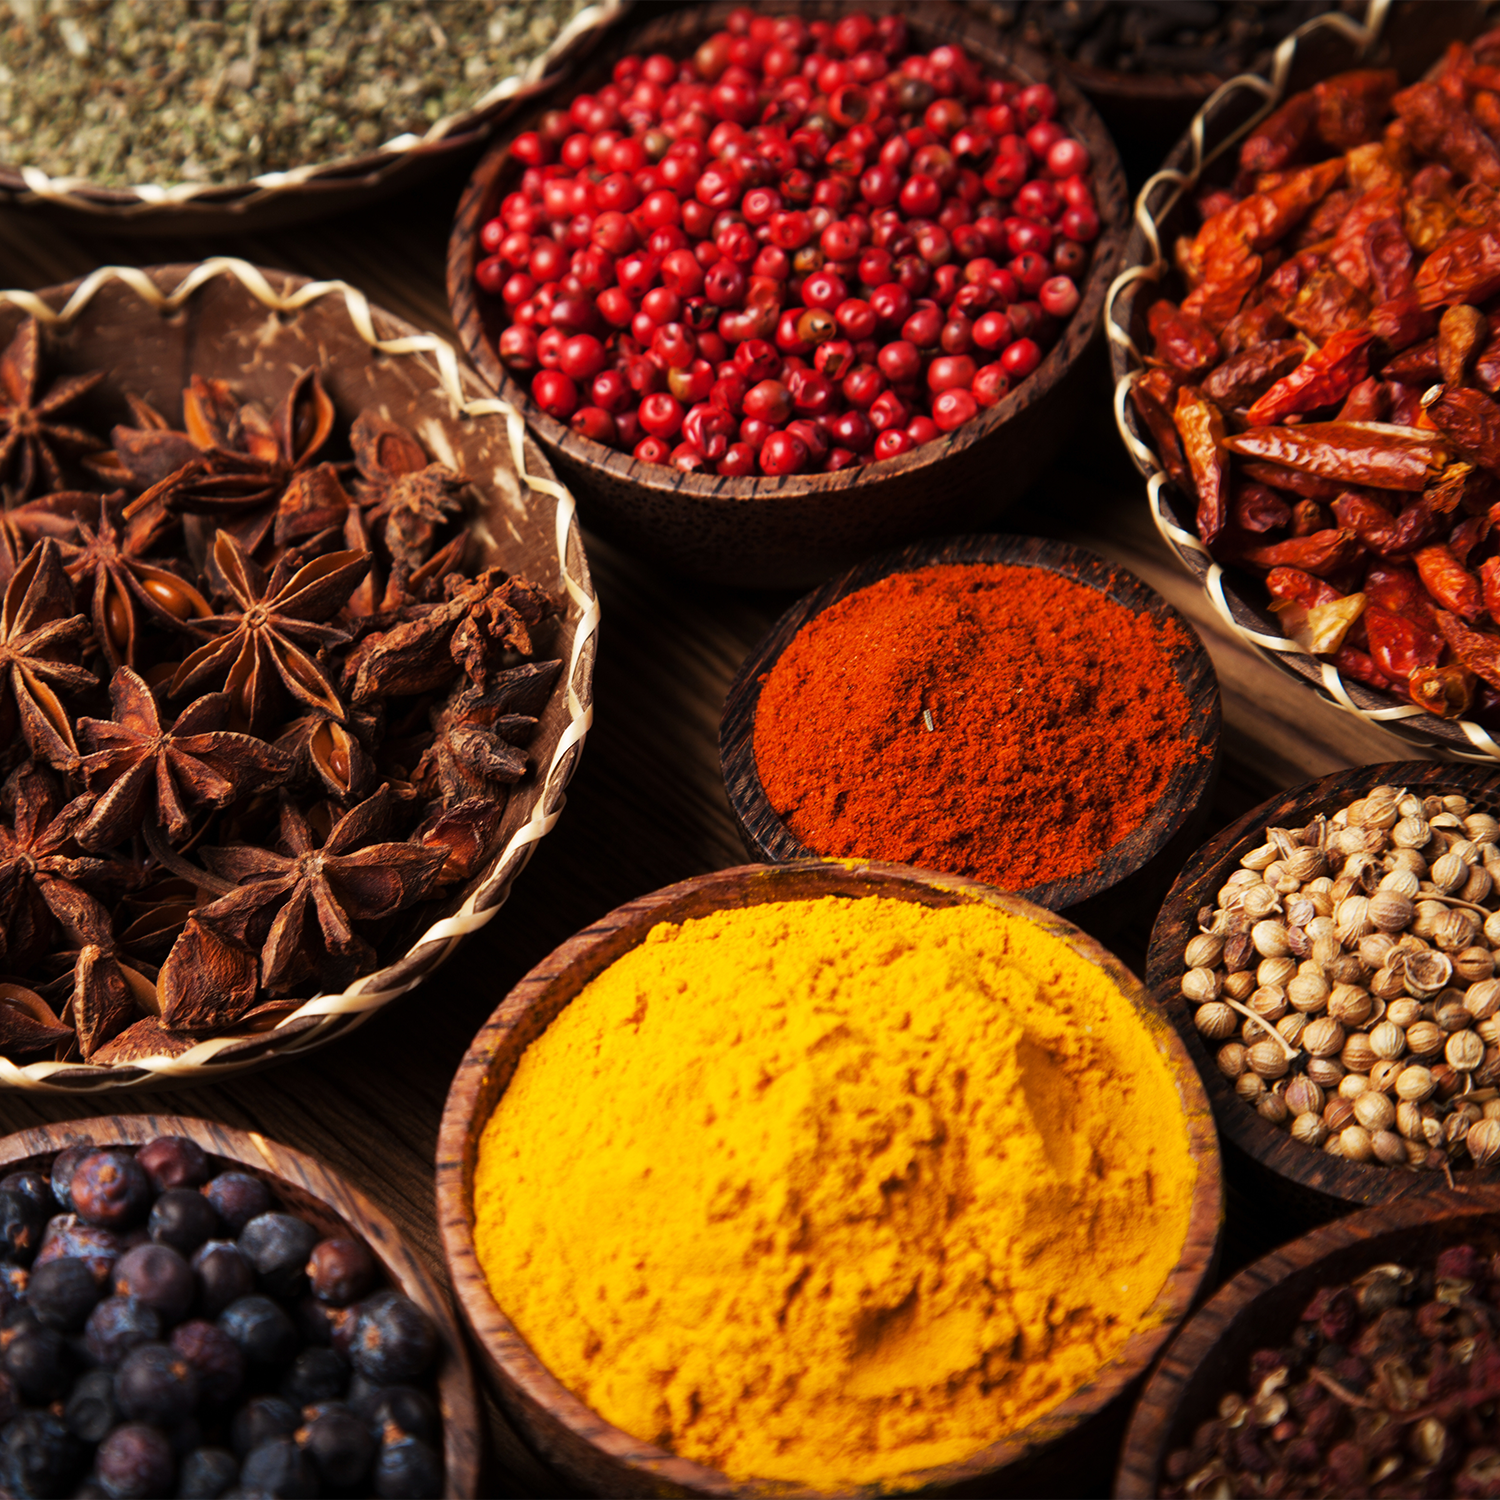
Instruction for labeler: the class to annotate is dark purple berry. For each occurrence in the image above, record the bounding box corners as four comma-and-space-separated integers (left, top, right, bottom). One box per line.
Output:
27, 1257, 101, 1332
278, 1346, 347, 1406
96, 1422, 173, 1500
114, 1342, 198, 1427
147, 1191, 219, 1256
200, 1175, 271, 1237
350, 1292, 436, 1384
135, 1138, 209, 1194
353, 1384, 439, 1447
238, 1214, 318, 1301
299, 1404, 374, 1489
176, 1446, 237, 1499
307, 1238, 377, 1307
84, 1296, 161, 1368
63, 1369, 117, 1445
296, 1295, 346, 1347
239, 1435, 316, 1498
230, 1395, 299, 1458
0, 1264, 26, 1307
49, 1144, 95, 1214
374, 1434, 442, 1499
217, 1296, 297, 1368
112, 1244, 193, 1324
3, 1409, 80, 1498
3, 1323, 68, 1401
189, 1242, 253, 1319
70, 1155, 150, 1231
0, 1174, 56, 1222
170, 1320, 244, 1407
35, 1216, 119, 1285
0, 1189, 48, 1264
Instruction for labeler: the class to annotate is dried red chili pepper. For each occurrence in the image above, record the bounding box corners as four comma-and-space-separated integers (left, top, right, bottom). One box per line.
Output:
1219, 302, 1291, 356
1392, 82, 1500, 189
1286, 267, 1370, 340
1246, 331, 1371, 425
1223, 422, 1449, 491
1415, 542, 1485, 620
1367, 292, 1436, 354
1314, 70, 1399, 151
1409, 660, 1476, 715
1434, 609, 1500, 690
1241, 92, 1318, 175
1415, 226, 1500, 308
1182, 245, 1262, 332
1449, 512, 1491, 567
1335, 377, 1388, 423
1424, 385, 1500, 476
1146, 301, 1220, 377
1480, 554, 1500, 620
1381, 336, 1440, 383
1333, 490, 1404, 554
1334, 643, 1401, 691
1363, 215, 1415, 301
1266, 566, 1340, 608
1365, 605, 1443, 682
1438, 304, 1488, 386
1366, 561, 1439, 629
1331, 188, 1402, 291
1203, 342, 1305, 408
1173, 385, 1229, 544
1128, 370, 1190, 492
1240, 459, 1346, 500
1232, 480, 1292, 535
1241, 528, 1363, 578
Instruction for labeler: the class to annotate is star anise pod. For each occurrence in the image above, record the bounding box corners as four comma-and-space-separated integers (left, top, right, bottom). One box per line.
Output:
174, 786, 447, 999
414, 666, 559, 804
41, 886, 156, 1060
0, 538, 98, 768
276, 712, 377, 803
75, 666, 293, 850
0, 983, 72, 1057
82, 392, 202, 491
63, 498, 212, 669
170, 530, 370, 735
0, 319, 106, 499
412, 798, 506, 886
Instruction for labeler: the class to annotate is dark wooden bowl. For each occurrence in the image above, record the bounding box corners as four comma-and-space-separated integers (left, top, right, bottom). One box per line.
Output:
446, 2, 1129, 590
436, 859, 1223, 1500
717, 534, 1221, 942
0, 1113, 479, 1497
1116, 1185, 1500, 1498
0, 262, 596, 1089
1145, 761, 1500, 1226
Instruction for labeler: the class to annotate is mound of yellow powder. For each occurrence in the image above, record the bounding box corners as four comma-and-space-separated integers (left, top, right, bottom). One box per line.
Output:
473, 895, 1195, 1492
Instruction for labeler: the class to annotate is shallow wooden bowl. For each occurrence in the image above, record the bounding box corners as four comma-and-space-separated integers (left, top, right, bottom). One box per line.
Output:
446, 1, 1129, 590
1116, 1185, 1500, 1497
718, 534, 1221, 941
1145, 762, 1500, 1223
436, 859, 1223, 1499
0, 1113, 479, 1497
0, 261, 596, 1089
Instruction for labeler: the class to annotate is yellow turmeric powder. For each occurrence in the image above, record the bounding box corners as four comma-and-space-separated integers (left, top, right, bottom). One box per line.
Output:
473, 894, 1196, 1492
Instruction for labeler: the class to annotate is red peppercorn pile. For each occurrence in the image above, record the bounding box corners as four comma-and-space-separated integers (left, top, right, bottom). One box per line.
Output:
475, 7, 1104, 478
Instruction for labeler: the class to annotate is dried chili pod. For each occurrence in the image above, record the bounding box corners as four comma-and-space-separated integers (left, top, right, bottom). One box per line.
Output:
1242, 529, 1364, 579
1287, 267, 1371, 341
1266, 566, 1340, 609
1223, 422, 1449, 492
1147, 301, 1219, 377
1392, 82, 1500, 190
1332, 190, 1403, 293
1203, 342, 1305, 408
1415, 226, 1500, 309
1365, 561, 1439, 629
1334, 378, 1388, 423
1247, 331, 1371, 426
1241, 91, 1317, 175
1365, 605, 1444, 682
1435, 609, 1500, 690
1128, 370, 1190, 492
1333, 644, 1398, 691
1333, 490, 1405, 555
1315, 70, 1400, 152
1172, 385, 1229, 545
1382, 336, 1441, 383
1415, 543, 1484, 620
1368, 292, 1437, 355
1363, 215, 1415, 301
1439, 305, 1489, 386
1232, 481, 1292, 536
1240, 460, 1345, 501
1424, 384, 1500, 476
1409, 660, 1477, 716
1482, 555, 1500, 623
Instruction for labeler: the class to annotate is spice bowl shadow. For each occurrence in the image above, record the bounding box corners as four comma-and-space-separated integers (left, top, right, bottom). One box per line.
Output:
717, 533, 1221, 945
445, 1, 1130, 591
1115, 1185, 1500, 1497
1146, 761, 1500, 1231
436, 858, 1223, 1499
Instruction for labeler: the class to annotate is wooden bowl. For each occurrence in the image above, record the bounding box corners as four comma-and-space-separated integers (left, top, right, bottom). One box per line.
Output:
446, 2, 1129, 590
436, 858, 1223, 1499
1145, 761, 1500, 1224
0, 1113, 479, 1497
0, 261, 596, 1090
1116, 1185, 1500, 1498
718, 534, 1221, 941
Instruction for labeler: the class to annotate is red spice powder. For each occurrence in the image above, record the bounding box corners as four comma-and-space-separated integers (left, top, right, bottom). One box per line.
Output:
753, 562, 1204, 889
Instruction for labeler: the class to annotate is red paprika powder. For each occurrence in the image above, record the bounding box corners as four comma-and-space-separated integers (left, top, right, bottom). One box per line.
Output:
753, 563, 1204, 889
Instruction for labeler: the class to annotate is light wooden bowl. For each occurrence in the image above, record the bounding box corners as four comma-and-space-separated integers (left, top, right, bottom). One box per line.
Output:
436, 859, 1223, 1499
446, 1, 1129, 590
1145, 761, 1500, 1224
0, 261, 596, 1089
0, 1113, 479, 1497
718, 535, 1221, 941
1116, 1185, 1500, 1498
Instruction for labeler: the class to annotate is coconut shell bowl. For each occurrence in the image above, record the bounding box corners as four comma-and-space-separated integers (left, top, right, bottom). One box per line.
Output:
0, 1113, 480, 1496
446, 2, 1129, 590
435, 859, 1223, 1499
1115, 1186, 1500, 1498
0, 260, 597, 1090
1147, 762, 1500, 1228
718, 533, 1221, 941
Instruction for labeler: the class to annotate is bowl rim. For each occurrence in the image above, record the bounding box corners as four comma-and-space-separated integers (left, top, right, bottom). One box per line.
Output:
0, 1, 623, 218
0, 1112, 480, 1497
1144, 759, 1500, 1211
1102, 9, 1500, 764
1115, 1182, 1500, 1498
436, 856, 1224, 1499
0, 258, 599, 1090
444, 0, 1130, 502
717, 532, 1222, 912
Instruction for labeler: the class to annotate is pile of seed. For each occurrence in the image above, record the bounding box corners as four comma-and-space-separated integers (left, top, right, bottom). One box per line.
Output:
0, 0, 588, 190
1180, 786, 1500, 1172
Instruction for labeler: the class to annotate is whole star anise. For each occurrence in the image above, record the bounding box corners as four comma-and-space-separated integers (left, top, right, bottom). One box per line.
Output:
170, 530, 370, 734
0, 319, 106, 498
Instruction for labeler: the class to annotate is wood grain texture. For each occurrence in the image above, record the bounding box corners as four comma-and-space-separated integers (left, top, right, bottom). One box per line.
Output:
1115, 1186, 1500, 1499
0, 1114, 478, 1497
445, 1, 1130, 589
1145, 761, 1500, 1221
436, 859, 1223, 1500
718, 534, 1221, 942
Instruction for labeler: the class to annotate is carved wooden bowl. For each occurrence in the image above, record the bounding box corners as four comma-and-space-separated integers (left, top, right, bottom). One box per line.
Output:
0, 261, 596, 1090
436, 859, 1223, 1499
446, 1, 1129, 590
1145, 762, 1500, 1224
1115, 1186, 1500, 1498
0, 1113, 480, 1497
718, 534, 1221, 941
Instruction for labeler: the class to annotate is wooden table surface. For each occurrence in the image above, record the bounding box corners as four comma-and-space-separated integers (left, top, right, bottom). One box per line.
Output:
0, 143, 1454, 1496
